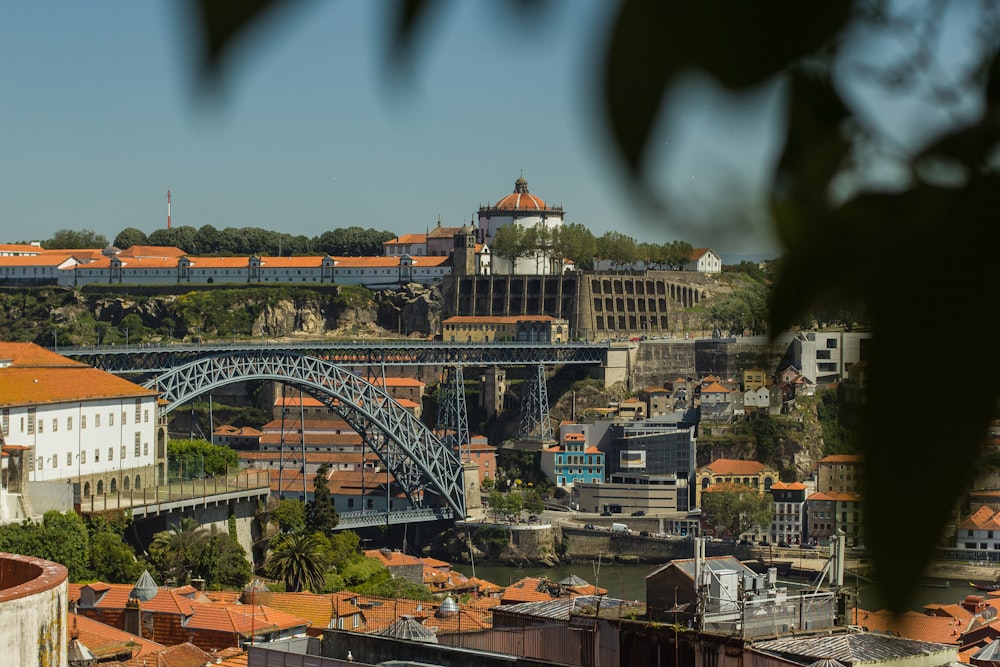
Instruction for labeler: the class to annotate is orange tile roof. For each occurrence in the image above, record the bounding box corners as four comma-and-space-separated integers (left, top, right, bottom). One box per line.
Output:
257, 256, 327, 268
960, 506, 998, 530
183, 602, 308, 636
261, 416, 353, 431
384, 234, 427, 245
701, 381, 733, 394
251, 591, 365, 632
329, 256, 403, 268
184, 256, 251, 269
124, 641, 214, 667
69, 611, 164, 660
770, 481, 807, 491
0, 366, 158, 406
701, 459, 767, 475
819, 454, 863, 463
118, 245, 186, 258
213, 425, 263, 437
78, 582, 200, 616
0, 342, 87, 367
259, 433, 363, 447
365, 549, 422, 567
500, 577, 555, 604
0, 243, 43, 254
0, 254, 77, 266
851, 608, 965, 645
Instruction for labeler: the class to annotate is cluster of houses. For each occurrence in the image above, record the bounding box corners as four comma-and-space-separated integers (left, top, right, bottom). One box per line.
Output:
25, 536, 1000, 667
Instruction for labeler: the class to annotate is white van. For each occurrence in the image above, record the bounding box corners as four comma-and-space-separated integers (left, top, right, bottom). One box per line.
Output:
611, 523, 629, 534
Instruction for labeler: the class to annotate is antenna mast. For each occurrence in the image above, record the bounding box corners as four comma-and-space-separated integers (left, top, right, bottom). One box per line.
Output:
166, 189, 172, 229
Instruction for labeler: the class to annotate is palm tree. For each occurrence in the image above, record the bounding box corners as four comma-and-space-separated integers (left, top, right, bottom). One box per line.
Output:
266, 533, 331, 593
149, 517, 210, 585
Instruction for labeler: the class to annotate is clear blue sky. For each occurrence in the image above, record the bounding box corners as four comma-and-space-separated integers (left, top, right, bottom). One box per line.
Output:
1, 2, 805, 259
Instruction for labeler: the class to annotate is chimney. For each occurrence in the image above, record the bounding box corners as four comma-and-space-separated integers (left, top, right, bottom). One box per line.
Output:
124, 597, 141, 637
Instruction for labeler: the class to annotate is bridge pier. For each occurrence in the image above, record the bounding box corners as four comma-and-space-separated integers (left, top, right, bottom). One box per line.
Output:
437, 366, 469, 461
516, 364, 555, 447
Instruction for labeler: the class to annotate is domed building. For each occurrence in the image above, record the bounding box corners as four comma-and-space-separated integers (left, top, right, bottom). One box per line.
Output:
478, 176, 564, 275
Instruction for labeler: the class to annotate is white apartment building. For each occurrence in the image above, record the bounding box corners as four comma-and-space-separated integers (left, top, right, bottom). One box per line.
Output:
0, 343, 163, 500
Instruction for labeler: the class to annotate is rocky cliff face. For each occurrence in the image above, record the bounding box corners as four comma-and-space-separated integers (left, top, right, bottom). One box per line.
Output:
0, 285, 442, 344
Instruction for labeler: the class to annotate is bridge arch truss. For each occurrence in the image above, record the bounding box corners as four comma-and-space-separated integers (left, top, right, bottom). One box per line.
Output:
143, 350, 465, 517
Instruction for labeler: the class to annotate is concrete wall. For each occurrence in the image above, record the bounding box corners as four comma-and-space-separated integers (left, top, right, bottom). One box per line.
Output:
25, 480, 73, 515
561, 526, 752, 563
129, 497, 262, 568
321, 629, 564, 667
0, 553, 68, 667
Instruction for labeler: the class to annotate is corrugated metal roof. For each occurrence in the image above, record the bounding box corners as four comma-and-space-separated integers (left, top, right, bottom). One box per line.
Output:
753, 633, 955, 664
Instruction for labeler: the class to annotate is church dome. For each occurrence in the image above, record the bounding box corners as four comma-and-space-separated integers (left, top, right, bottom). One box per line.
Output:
493, 177, 547, 211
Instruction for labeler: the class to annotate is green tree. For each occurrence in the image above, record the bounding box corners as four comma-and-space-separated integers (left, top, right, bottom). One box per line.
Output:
196, 530, 252, 589
266, 532, 331, 592
0, 511, 93, 581
120, 313, 146, 343
552, 222, 598, 269
306, 464, 339, 533
271, 498, 306, 533
148, 225, 199, 253
168, 439, 238, 479
701, 484, 773, 540
522, 488, 545, 515
148, 517, 210, 585
45, 228, 108, 250
597, 230, 639, 266
91, 532, 145, 584
488, 223, 529, 270
487, 488, 506, 522
113, 227, 149, 249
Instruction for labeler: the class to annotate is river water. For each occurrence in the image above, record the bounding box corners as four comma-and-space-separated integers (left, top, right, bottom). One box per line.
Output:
451, 561, 982, 613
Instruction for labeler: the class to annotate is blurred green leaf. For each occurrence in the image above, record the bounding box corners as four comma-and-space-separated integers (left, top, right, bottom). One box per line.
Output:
190, 0, 305, 88
602, 1, 850, 175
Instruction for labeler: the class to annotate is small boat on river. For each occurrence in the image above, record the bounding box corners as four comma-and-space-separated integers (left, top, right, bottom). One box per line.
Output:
969, 581, 1000, 592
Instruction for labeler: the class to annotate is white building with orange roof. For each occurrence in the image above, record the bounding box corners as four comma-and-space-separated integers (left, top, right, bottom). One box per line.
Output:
0, 342, 163, 506
56, 249, 455, 288
957, 505, 1000, 551
383, 232, 428, 257
681, 247, 722, 273
0, 242, 43, 256
0, 252, 86, 285
477, 176, 565, 275
695, 458, 779, 507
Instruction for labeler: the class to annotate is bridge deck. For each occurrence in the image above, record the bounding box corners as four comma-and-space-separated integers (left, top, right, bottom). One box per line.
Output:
58, 340, 609, 374
78, 470, 271, 518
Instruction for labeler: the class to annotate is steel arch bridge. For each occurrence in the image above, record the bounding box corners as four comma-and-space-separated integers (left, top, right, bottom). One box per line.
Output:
144, 349, 465, 518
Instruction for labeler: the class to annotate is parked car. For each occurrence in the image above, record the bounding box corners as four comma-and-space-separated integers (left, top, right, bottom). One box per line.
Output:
600, 510, 613, 517
528, 515, 539, 523
631, 510, 646, 517
639, 530, 651, 537
778, 540, 789, 548
584, 524, 597, 530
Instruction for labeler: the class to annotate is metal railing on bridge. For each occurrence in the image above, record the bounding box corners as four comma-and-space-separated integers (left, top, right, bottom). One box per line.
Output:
57, 339, 608, 375
77, 469, 271, 516
336, 506, 455, 529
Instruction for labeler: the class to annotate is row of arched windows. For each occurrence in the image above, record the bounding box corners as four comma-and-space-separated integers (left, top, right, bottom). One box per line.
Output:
83, 474, 141, 497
